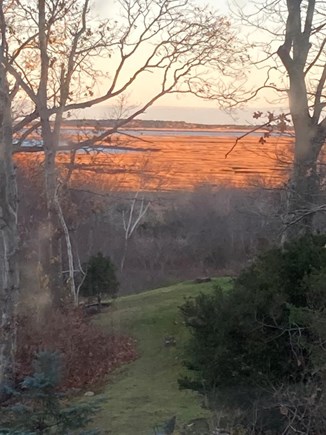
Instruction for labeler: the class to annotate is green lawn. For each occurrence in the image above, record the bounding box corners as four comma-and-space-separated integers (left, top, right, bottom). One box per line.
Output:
94, 278, 230, 435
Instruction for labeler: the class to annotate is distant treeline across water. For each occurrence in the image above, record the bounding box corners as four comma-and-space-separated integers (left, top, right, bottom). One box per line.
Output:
120, 129, 269, 138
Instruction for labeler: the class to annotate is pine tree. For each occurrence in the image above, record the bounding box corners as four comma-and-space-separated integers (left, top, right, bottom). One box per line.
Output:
0, 351, 103, 434
80, 253, 119, 305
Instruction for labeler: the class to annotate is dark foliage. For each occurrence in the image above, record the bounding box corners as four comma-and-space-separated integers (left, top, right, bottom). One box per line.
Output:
179, 235, 326, 433
16, 309, 136, 389
80, 253, 119, 304
0, 351, 102, 434
153, 416, 176, 435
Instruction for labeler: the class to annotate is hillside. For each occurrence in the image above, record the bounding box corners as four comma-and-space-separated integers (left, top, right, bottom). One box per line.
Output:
93, 278, 231, 434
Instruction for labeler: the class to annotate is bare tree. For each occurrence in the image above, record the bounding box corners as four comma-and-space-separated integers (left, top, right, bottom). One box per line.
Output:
0, 0, 245, 303
120, 190, 150, 272
0, 0, 19, 395
235, 0, 326, 240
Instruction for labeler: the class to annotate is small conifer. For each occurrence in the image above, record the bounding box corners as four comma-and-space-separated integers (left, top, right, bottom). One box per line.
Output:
0, 351, 103, 434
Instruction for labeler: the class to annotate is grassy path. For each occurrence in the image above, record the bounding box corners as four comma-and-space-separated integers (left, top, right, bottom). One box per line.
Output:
94, 279, 229, 434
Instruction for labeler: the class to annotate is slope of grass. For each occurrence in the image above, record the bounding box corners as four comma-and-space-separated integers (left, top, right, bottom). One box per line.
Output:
94, 278, 231, 435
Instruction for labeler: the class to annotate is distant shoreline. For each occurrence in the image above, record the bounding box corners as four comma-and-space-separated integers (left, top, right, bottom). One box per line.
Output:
59, 118, 294, 133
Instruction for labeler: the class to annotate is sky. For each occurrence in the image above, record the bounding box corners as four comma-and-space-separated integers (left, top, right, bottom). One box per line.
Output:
81, 0, 283, 125
79, 104, 244, 124
79, 102, 287, 125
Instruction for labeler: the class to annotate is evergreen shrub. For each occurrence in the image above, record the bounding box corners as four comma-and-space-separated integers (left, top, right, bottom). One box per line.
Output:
179, 235, 326, 432
80, 253, 119, 304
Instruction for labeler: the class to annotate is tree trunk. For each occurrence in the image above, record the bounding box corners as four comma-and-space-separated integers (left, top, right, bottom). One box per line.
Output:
282, 128, 321, 243
36, 0, 64, 306
275, 1, 322, 243
120, 238, 128, 273
0, 63, 19, 395
41, 145, 63, 306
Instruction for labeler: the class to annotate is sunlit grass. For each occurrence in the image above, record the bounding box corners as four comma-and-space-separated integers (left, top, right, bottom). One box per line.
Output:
15, 134, 292, 192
